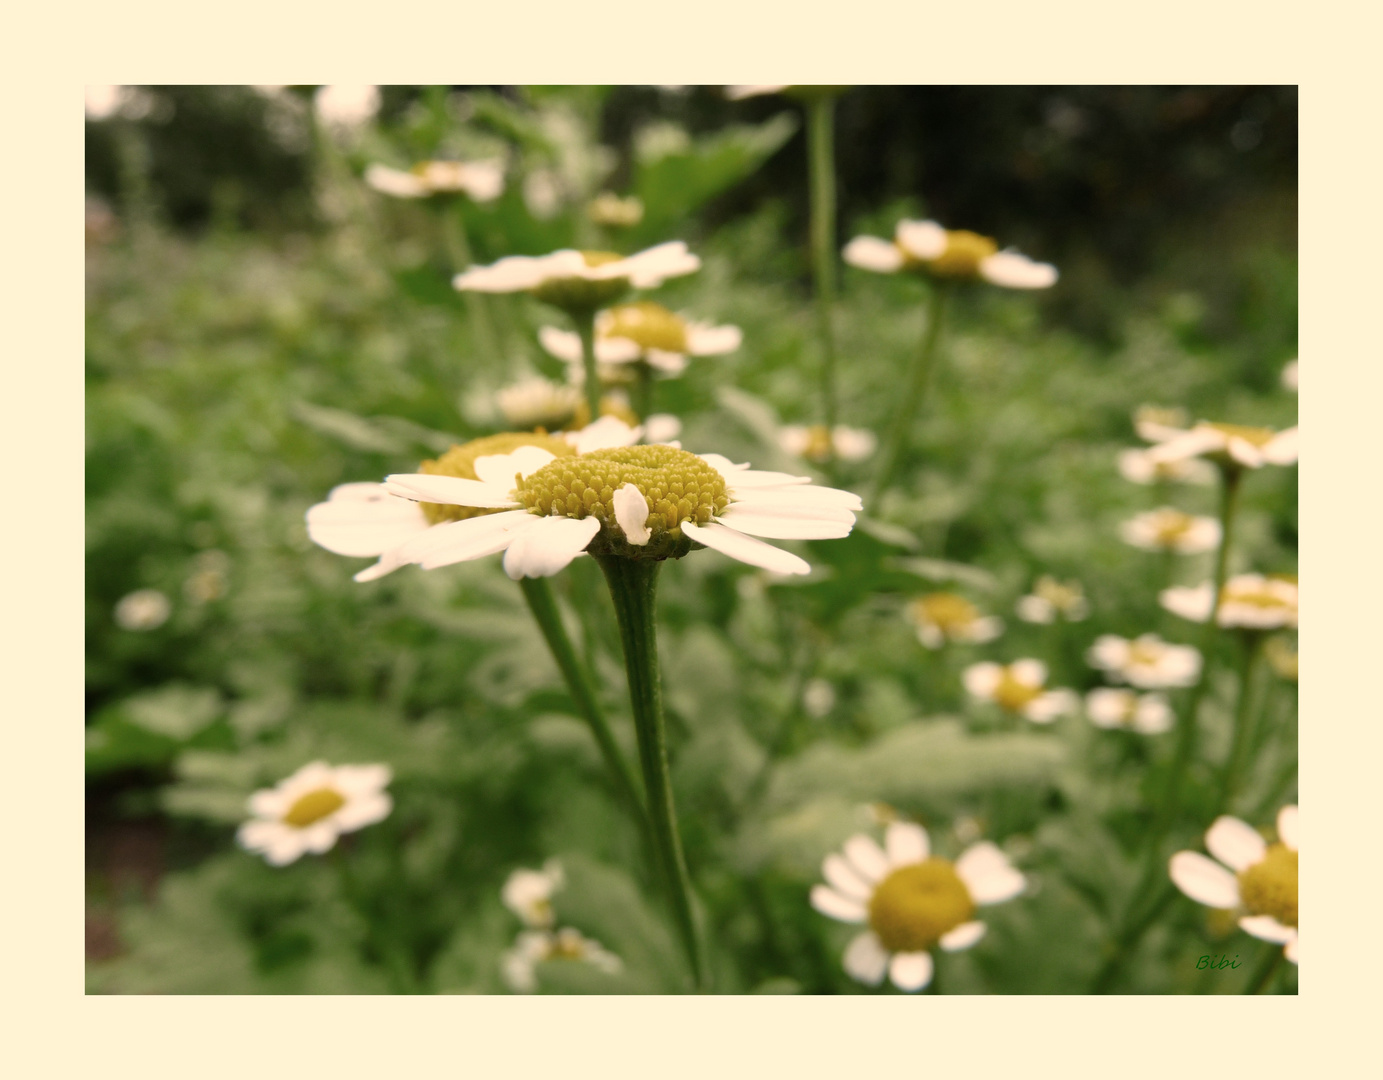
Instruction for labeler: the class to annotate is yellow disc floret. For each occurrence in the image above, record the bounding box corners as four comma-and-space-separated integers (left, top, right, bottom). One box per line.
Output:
906, 229, 999, 278
418, 432, 575, 525
913, 592, 982, 635
868, 858, 976, 953
599, 301, 689, 354
994, 669, 1044, 712
283, 787, 347, 828
1237, 843, 1297, 927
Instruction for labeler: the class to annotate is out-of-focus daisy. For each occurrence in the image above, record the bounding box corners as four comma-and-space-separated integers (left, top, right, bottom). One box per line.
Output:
114, 589, 171, 631
1161, 573, 1298, 630
454, 242, 700, 313
1281, 359, 1298, 393
364, 159, 504, 203
1117, 447, 1216, 486
778, 424, 878, 464
1149, 421, 1298, 471
725, 85, 847, 102
811, 821, 1024, 992
587, 192, 644, 228
1133, 404, 1191, 443
844, 219, 1057, 290
1086, 633, 1202, 689
501, 927, 623, 993
906, 592, 1003, 649
802, 678, 837, 719
496, 376, 583, 431
314, 84, 380, 129
1169, 805, 1298, 964
377, 444, 862, 580
644, 413, 682, 445
1120, 507, 1222, 554
1085, 688, 1174, 734
501, 860, 565, 930
540, 301, 741, 380
237, 761, 392, 866
1015, 576, 1089, 624
963, 660, 1078, 723
1265, 635, 1298, 682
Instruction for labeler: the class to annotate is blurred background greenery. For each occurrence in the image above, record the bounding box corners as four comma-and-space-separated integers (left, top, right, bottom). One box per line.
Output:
85, 85, 1296, 994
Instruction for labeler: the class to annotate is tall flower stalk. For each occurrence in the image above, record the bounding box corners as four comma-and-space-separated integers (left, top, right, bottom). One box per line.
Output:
806, 93, 840, 437
574, 309, 603, 419
870, 282, 949, 504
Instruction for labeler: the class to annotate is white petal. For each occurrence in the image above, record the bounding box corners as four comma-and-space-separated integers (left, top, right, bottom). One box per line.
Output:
613, 484, 651, 545
1277, 805, 1298, 851
1024, 690, 1077, 724
885, 822, 929, 867
963, 662, 1002, 698
1205, 816, 1268, 873
332, 763, 392, 795
1010, 658, 1047, 685
1239, 915, 1296, 944
247, 789, 289, 818
1168, 851, 1241, 909
1161, 583, 1215, 622
810, 884, 867, 923
612, 241, 700, 287
1132, 694, 1174, 734
1262, 427, 1299, 465
1227, 437, 1265, 468
384, 473, 519, 509
718, 469, 814, 489
1284, 936, 1299, 964
306, 485, 431, 557
264, 831, 309, 866
686, 324, 742, 356
1086, 688, 1132, 728
453, 254, 557, 293
364, 164, 427, 198
895, 220, 947, 260
939, 921, 987, 952
643, 349, 689, 375
566, 415, 643, 454
502, 515, 601, 579
956, 842, 1025, 905
1149, 427, 1225, 465
979, 252, 1058, 289
400, 510, 540, 570
716, 506, 854, 540
695, 452, 753, 475
731, 485, 863, 512
538, 326, 583, 363
888, 951, 934, 992
841, 931, 889, 985
822, 854, 874, 902
843, 834, 890, 883
593, 336, 643, 364
300, 821, 341, 854
842, 236, 904, 273
473, 446, 557, 487
643, 414, 682, 444
681, 521, 810, 576
334, 792, 393, 831
237, 819, 283, 850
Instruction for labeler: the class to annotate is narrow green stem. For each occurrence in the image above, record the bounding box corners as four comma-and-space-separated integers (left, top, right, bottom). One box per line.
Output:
1218, 634, 1264, 812
1246, 944, 1284, 994
870, 284, 949, 506
633, 362, 654, 423
442, 206, 503, 366
806, 94, 838, 435
575, 310, 602, 419
594, 555, 707, 990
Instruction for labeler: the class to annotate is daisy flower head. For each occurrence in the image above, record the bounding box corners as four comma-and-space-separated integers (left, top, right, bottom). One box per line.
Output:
495, 375, 583, 431
1086, 633, 1202, 689
237, 761, 392, 866
587, 192, 644, 228
843, 219, 1057, 290
1169, 805, 1298, 964
1161, 573, 1298, 630
778, 424, 878, 464
1085, 688, 1174, 734
906, 592, 1003, 650
501, 927, 623, 993
1015, 575, 1090, 624
1117, 447, 1216, 486
378, 444, 863, 580
540, 300, 741, 381
811, 821, 1025, 992
501, 859, 565, 930
1148, 421, 1298, 472
453, 242, 700, 315
364, 159, 504, 203
114, 588, 171, 631
963, 659, 1078, 723
1120, 507, 1222, 554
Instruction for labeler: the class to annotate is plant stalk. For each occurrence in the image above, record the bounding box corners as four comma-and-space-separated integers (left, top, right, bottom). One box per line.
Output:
806, 93, 839, 436
576, 310, 602, 419
870, 283, 949, 505
1217, 633, 1265, 812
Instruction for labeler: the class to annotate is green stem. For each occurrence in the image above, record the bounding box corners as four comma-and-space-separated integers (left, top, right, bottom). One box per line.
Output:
869, 283, 949, 506
575, 310, 602, 420
806, 94, 838, 435
1246, 944, 1284, 994
594, 555, 708, 990
633, 362, 654, 424
442, 206, 503, 367
517, 577, 648, 829
1218, 634, 1264, 813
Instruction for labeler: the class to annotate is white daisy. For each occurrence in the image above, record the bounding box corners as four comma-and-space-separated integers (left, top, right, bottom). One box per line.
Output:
1160, 573, 1298, 630
314, 84, 380, 129
906, 592, 1003, 650
1281, 359, 1298, 393
1133, 404, 1192, 443
1085, 688, 1174, 734
453, 242, 700, 313
364, 159, 504, 203
501, 927, 623, 993
587, 192, 645, 227
501, 859, 565, 930
843, 219, 1057, 289
1120, 507, 1222, 554
1014, 576, 1090, 624
1086, 633, 1202, 689
963, 660, 1078, 723
1169, 805, 1298, 964
495, 375, 583, 431
811, 821, 1025, 992
778, 424, 878, 464
114, 588, 171, 631
375, 445, 863, 581
1117, 447, 1216, 486
1148, 421, 1298, 471
540, 301, 741, 380
237, 761, 392, 866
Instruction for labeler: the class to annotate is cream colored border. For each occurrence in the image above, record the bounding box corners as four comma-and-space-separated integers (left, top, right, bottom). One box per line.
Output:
15, 0, 1371, 1072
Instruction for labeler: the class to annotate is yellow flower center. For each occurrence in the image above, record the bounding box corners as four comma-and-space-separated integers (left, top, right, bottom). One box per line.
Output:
1151, 509, 1195, 545
418, 433, 576, 525
868, 859, 976, 952
799, 424, 835, 463
283, 787, 346, 828
548, 929, 590, 960
1237, 843, 1297, 928
994, 669, 1043, 712
600, 301, 688, 354
905, 229, 999, 278
1205, 422, 1277, 448
1221, 581, 1296, 613
1127, 640, 1166, 668
1034, 576, 1083, 611
914, 592, 981, 633
580, 250, 624, 268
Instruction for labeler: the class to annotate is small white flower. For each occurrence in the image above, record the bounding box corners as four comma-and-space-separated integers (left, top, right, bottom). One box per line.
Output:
1117, 447, 1216, 486
495, 376, 583, 431
906, 592, 1003, 650
1120, 507, 1222, 554
541, 301, 740, 380
314, 84, 380, 129
502, 859, 565, 930
801, 678, 837, 719
1085, 688, 1174, 734
1281, 359, 1298, 393
365, 159, 504, 202
1160, 574, 1298, 630
812, 822, 1025, 992
114, 588, 171, 631
1169, 806, 1298, 964
587, 192, 644, 227
501, 927, 622, 993
454, 242, 700, 305
963, 660, 1078, 723
237, 761, 392, 866
1086, 633, 1202, 689
1014, 576, 1089, 624
844, 219, 1057, 290
1149, 421, 1298, 471
778, 424, 878, 464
